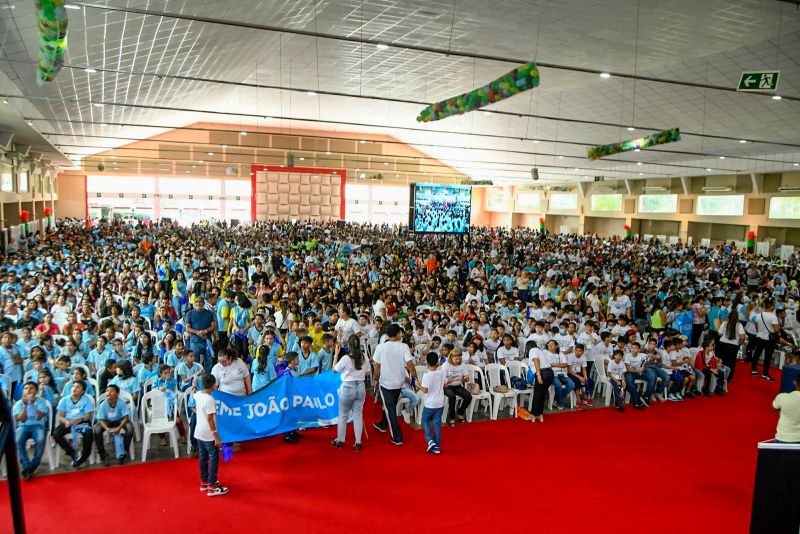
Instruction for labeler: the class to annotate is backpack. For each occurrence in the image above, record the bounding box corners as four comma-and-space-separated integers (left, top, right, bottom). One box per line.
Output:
510, 376, 528, 391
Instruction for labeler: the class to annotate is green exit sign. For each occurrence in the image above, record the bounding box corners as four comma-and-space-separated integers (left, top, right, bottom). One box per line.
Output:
737, 71, 780, 92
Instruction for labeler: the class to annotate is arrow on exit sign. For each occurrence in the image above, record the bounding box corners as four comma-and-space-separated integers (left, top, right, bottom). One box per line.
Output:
737, 71, 780, 92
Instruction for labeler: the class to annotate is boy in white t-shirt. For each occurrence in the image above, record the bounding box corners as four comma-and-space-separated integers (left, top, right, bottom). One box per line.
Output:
194, 373, 229, 497
418, 352, 446, 454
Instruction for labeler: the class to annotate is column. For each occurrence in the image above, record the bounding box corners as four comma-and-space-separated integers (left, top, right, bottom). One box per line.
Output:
154, 177, 162, 220
678, 219, 689, 243
219, 179, 226, 222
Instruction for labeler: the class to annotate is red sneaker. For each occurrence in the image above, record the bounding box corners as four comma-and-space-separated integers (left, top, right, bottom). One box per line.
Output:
577, 402, 585, 410
584, 399, 594, 406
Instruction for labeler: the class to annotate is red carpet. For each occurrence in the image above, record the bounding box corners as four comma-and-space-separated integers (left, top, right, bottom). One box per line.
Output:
0, 362, 782, 534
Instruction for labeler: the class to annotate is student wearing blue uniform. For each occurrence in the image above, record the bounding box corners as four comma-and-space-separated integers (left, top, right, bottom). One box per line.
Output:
215, 290, 233, 353
53, 381, 95, 468
164, 339, 187, 367
110, 359, 140, 401
317, 333, 335, 373
62, 367, 96, 398
136, 353, 159, 386
296, 336, 320, 376
0, 331, 24, 393
251, 343, 277, 391
13, 382, 49, 480
87, 336, 115, 375
175, 351, 203, 391
93, 384, 133, 465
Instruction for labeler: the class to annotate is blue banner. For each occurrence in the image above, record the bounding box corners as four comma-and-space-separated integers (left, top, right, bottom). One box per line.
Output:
211, 370, 342, 443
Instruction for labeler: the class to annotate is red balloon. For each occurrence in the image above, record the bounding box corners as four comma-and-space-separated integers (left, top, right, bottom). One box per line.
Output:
572, 278, 580, 287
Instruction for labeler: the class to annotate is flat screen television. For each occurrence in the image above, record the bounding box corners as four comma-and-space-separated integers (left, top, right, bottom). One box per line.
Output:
409, 183, 471, 234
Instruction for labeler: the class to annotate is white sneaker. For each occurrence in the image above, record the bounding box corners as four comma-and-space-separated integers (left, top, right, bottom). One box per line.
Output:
402, 410, 412, 424
426, 440, 436, 453
207, 483, 230, 497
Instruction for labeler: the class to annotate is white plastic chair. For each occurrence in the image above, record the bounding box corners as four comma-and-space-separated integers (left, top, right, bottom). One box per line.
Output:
484, 363, 517, 419
591, 357, 613, 406
140, 389, 180, 462
465, 365, 492, 421
506, 360, 534, 409
93, 393, 136, 461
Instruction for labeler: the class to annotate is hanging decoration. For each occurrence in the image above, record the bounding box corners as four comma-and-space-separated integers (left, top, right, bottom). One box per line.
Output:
20, 209, 30, 235
34, 0, 69, 87
624, 224, 632, 239
43, 206, 53, 229
417, 62, 540, 123
747, 230, 755, 253
588, 128, 681, 160
539, 217, 545, 232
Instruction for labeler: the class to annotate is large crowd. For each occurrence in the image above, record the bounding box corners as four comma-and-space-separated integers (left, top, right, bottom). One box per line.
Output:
3, 218, 800, 480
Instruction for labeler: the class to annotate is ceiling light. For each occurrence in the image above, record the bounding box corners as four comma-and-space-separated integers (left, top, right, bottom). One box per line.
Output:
299, 157, 305, 161
99, 123, 107, 127
482, 111, 491, 116
191, 165, 196, 168
1, 5, 15, 9
574, 168, 580, 171
739, 139, 747, 144
207, 152, 214, 156
627, 127, 635, 131
2, 99, 8, 104
84, 68, 97, 74
65, 4, 80, 9
557, 155, 563, 160
92, 103, 103, 108
240, 131, 247, 136
702, 186, 732, 192
27, 121, 34, 126
325, 151, 331, 155
110, 155, 116, 159
221, 144, 228, 148
384, 162, 389, 166
719, 156, 725, 160
793, 163, 799, 167
185, 170, 190, 173
705, 168, 712, 172
772, 95, 782, 101
376, 43, 389, 50
395, 174, 399, 177
638, 172, 643, 176
198, 160, 204, 164
306, 91, 316, 96
600, 72, 611, 79
359, 140, 366, 144
636, 162, 643, 166
531, 140, 539, 144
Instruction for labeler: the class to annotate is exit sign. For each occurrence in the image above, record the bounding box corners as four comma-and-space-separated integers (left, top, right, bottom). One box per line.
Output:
737, 71, 780, 92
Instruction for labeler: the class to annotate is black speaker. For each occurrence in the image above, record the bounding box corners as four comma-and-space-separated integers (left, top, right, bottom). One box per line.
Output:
336, 220, 345, 228
161, 217, 172, 223
231, 219, 239, 227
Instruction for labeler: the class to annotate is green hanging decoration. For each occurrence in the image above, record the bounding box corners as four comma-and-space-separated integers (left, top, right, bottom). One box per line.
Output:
539, 217, 545, 232
747, 230, 755, 253
34, 0, 69, 87
417, 62, 540, 123
588, 128, 681, 160
624, 224, 632, 239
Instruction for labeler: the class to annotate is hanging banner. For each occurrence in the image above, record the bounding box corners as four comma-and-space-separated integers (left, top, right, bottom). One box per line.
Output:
211, 370, 342, 443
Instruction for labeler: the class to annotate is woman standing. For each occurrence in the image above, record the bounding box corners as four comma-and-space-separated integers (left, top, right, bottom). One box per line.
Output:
211, 348, 252, 397
530, 339, 556, 423
690, 296, 707, 348
717, 309, 745, 383
332, 338, 366, 451
229, 294, 253, 360
171, 271, 188, 318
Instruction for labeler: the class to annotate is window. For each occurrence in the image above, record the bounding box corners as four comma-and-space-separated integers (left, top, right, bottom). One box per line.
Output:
515, 191, 540, 212
486, 187, 509, 211
224, 180, 251, 197
1, 165, 13, 192
88, 175, 156, 193
549, 193, 578, 211
590, 194, 623, 212
638, 194, 677, 213
160, 177, 220, 196
18, 169, 29, 192
696, 195, 744, 216
769, 197, 800, 219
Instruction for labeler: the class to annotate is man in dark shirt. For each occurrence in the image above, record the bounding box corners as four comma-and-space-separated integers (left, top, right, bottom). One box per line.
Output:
15, 308, 40, 330
185, 297, 215, 372
250, 263, 267, 286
